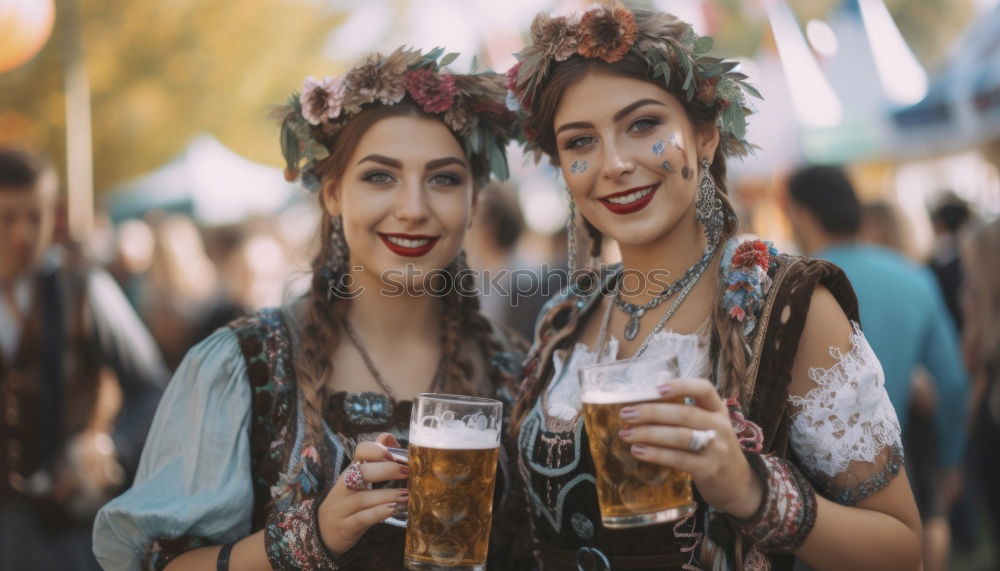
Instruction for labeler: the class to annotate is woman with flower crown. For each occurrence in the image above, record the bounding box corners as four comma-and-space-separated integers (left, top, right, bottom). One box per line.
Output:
92, 48, 526, 570
504, 3, 921, 569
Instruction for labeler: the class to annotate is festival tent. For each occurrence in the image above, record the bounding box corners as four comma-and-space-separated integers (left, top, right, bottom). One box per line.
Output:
105, 134, 300, 226
892, 5, 1000, 157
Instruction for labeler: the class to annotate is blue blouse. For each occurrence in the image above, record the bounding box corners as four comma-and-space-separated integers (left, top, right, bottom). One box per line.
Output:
93, 328, 253, 570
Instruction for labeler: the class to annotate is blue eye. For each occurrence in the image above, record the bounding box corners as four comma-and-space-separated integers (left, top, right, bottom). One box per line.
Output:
428, 172, 463, 186
362, 170, 395, 185
563, 136, 595, 151
630, 117, 661, 133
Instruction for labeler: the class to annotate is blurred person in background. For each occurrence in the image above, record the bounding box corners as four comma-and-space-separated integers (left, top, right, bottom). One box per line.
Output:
786, 165, 969, 571
929, 194, 973, 331
93, 48, 529, 570
960, 217, 1000, 564
860, 200, 912, 258
106, 218, 155, 312
141, 214, 224, 369
466, 182, 552, 342
860, 199, 952, 570
0, 148, 167, 570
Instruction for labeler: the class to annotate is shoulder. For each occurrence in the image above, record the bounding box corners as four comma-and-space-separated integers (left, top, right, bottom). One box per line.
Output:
788, 284, 857, 396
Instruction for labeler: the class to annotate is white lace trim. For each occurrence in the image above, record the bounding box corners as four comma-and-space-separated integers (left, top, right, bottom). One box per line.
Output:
544, 328, 711, 421
788, 322, 901, 478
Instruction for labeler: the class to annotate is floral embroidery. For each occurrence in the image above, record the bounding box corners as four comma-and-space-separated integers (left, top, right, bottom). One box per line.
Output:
264, 498, 339, 570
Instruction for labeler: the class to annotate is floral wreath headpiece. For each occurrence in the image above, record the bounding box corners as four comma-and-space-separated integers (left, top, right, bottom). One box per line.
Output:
275, 47, 518, 191
507, 1, 762, 159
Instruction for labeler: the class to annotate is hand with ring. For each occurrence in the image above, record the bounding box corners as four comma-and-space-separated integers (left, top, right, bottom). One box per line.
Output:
616, 377, 764, 519
318, 433, 410, 556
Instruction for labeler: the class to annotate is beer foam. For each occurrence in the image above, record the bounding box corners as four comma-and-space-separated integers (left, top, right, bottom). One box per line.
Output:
580, 388, 662, 405
409, 423, 500, 449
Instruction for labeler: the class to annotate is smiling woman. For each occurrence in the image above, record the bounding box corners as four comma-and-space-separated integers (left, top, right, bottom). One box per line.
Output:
506, 2, 921, 570
92, 48, 530, 571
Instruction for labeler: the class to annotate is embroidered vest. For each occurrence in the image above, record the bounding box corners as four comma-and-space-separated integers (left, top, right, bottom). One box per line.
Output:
512, 251, 859, 570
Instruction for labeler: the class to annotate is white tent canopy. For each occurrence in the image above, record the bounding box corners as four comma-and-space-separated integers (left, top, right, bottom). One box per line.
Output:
106, 134, 300, 226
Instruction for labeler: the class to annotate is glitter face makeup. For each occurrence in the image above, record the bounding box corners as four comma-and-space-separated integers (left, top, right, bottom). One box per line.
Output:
652, 139, 665, 156
571, 160, 589, 174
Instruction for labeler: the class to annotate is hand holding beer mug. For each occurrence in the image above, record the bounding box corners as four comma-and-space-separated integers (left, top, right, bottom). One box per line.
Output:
579, 356, 696, 528
318, 434, 411, 556
405, 394, 502, 571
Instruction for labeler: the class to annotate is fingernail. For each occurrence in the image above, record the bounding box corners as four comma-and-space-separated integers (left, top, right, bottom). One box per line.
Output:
657, 382, 672, 395
400, 466, 410, 476
396, 491, 409, 502
620, 407, 638, 419
632, 444, 647, 456
619, 428, 634, 438
388, 502, 400, 512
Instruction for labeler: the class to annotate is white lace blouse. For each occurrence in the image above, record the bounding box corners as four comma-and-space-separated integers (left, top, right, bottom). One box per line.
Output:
544, 322, 903, 505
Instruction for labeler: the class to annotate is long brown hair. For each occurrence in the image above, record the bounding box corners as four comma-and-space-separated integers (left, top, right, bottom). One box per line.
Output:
294, 101, 506, 446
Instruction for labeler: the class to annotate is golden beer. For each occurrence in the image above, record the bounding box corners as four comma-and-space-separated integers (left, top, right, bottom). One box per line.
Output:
404, 444, 499, 569
404, 394, 503, 571
581, 389, 696, 527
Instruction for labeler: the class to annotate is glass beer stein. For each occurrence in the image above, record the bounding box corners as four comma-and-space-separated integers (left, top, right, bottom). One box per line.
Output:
578, 356, 696, 528
404, 394, 502, 571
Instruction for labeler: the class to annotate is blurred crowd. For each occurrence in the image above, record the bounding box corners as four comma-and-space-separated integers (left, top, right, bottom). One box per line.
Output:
1, 145, 999, 569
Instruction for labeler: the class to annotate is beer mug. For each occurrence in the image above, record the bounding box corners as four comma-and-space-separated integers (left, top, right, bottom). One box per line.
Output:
578, 355, 695, 528
404, 393, 502, 571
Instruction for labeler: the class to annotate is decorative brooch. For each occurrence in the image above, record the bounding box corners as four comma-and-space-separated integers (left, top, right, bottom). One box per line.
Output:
721, 239, 779, 336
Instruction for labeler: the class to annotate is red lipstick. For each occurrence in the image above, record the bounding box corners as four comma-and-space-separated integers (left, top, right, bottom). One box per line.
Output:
378, 233, 440, 257
598, 183, 659, 215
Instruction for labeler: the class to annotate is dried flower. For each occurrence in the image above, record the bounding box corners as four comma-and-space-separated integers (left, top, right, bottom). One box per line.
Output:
577, 3, 637, 64
531, 14, 579, 62
732, 240, 771, 269
443, 100, 477, 134
342, 53, 407, 113
300, 76, 343, 125
406, 70, 457, 114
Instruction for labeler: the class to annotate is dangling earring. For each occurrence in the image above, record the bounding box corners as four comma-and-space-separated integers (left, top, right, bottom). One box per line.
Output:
695, 156, 724, 246
325, 215, 349, 302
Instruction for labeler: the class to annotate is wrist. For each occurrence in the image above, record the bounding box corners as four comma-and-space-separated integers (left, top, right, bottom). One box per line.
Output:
316, 494, 341, 557
728, 452, 817, 553
726, 457, 766, 520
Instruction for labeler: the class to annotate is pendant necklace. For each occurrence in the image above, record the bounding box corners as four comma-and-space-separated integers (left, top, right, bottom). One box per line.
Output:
341, 318, 447, 400
614, 237, 719, 341
598, 247, 717, 360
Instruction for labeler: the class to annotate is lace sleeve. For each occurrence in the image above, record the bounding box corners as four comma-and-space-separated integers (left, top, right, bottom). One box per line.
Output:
787, 323, 904, 505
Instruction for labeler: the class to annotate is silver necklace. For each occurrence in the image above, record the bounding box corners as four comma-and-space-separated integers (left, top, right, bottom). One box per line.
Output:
614, 240, 718, 341
340, 318, 446, 400
596, 251, 714, 361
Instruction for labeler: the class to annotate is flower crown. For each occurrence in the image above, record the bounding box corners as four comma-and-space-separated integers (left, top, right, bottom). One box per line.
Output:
275, 47, 518, 191
507, 1, 761, 159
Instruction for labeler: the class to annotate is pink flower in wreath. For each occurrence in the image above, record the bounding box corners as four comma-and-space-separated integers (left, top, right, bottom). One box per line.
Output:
406, 70, 457, 114
300, 75, 345, 125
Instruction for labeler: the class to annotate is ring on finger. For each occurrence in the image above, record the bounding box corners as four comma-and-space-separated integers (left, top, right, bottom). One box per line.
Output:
688, 429, 717, 452
343, 461, 369, 491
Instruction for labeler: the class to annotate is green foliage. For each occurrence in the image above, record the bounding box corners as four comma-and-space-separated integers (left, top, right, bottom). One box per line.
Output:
0, 0, 341, 194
